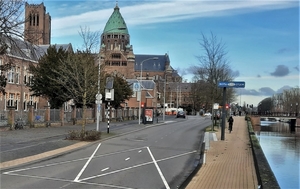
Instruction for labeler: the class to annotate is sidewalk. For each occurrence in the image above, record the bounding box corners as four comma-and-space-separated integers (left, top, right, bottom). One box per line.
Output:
186, 116, 258, 189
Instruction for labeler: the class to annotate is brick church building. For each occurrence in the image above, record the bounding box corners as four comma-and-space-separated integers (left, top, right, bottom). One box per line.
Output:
99, 3, 182, 109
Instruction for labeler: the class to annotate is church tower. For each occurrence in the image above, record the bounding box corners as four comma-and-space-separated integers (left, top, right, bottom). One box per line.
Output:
24, 2, 51, 45
100, 3, 135, 78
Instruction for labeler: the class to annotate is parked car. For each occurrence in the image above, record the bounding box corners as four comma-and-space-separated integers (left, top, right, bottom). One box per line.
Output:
176, 111, 186, 118
204, 112, 212, 117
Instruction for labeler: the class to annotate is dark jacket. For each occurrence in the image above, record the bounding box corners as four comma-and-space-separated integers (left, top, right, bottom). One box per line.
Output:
228, 116, 234, 123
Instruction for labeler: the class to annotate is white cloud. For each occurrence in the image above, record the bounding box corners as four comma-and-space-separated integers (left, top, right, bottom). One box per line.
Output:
50, 0, 298, 37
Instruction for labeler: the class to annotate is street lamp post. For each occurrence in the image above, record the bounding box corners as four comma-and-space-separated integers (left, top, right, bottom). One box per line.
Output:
96, 58, 102, 131
296, 102, 298, 117
138, 57, 158, 125
163, 75, 166, 121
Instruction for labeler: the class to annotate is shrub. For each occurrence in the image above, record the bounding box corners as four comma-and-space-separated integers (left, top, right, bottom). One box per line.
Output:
66, 130, 101, 141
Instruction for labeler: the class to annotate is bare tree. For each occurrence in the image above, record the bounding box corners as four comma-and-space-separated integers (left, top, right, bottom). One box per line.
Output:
0, 0, 26, 94
0, 0, 26, 54
78, 26, 101, 53
194, 32, 236, 110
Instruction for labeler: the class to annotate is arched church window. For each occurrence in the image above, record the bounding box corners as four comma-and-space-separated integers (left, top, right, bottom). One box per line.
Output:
29, 14, 32, 26
36, 14, 39, 26
33, 13, 36, 26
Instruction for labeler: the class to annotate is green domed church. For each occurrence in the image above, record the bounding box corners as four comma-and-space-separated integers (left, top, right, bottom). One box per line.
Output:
99, 3, 183, 109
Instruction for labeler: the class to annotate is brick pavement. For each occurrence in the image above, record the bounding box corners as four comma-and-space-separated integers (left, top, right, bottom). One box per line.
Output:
186, 116, 258, 189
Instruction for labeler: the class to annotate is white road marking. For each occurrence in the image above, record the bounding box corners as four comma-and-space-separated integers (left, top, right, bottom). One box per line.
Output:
3, 146, 147, 175
74, 143, 101, 182
164, 121, 175, 123
101, 167, 110, 172
79, 161, 154, 182
4, 172, 133, 189
125, 157, 130, 161
147, 147, 170, 189
4, 145, 197, 189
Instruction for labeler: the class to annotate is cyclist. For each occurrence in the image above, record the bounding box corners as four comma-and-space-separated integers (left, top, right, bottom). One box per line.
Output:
228, 116, 234, 133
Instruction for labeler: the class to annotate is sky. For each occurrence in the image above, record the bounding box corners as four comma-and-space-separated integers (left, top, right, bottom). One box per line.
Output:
28, 0, 300, 106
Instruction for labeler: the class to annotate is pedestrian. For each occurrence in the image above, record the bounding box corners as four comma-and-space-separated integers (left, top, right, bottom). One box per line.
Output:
228, 116, 234, 133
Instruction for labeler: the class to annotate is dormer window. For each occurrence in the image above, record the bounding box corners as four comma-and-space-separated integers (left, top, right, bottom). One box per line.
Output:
21, 49, 31, 58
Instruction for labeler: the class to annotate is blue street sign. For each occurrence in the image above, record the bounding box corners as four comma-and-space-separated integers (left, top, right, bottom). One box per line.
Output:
133, 82, 141, 92
218, 81, 245, 88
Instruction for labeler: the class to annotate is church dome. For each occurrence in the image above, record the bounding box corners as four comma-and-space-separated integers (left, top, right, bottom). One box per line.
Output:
103, 4, 129, 34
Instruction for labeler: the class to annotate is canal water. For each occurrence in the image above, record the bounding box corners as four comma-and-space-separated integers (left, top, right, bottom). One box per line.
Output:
255, 120, 300, 189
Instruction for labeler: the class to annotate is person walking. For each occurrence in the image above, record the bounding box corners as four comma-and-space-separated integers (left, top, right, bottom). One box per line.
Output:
228, 116, 234, 133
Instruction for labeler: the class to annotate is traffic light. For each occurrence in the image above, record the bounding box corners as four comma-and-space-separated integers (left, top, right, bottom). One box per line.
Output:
225, 104, 229, 109
141, 102, 144, 108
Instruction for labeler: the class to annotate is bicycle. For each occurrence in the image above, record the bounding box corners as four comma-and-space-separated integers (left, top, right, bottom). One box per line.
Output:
15, 118, 24, 130
228, 123, 233, 133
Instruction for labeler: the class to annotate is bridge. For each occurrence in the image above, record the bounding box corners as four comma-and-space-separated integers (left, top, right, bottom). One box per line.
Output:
251, 112, 298, 118
250, 112, 300, 132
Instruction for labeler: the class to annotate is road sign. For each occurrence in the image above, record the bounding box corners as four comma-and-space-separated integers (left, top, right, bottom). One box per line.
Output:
96, 93, 102, 100
105, 89, 114, 101
218, 81, 245, 88
133, 82, 141, 92
213, 103, 219, 109
106, 77, 114, 89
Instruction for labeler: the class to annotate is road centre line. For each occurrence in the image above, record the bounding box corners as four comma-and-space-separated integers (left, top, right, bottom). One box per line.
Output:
74, 143, 101, 182
147, 147, 170, 189
125, 157, 130, 161
79, 161, 154, 182
101, 167, 110, 172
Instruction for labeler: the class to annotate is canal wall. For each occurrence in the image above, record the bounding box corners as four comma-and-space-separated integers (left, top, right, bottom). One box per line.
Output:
248, 116, 280, 189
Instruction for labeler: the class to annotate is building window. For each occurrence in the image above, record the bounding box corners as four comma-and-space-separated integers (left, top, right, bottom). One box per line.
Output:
7, 67, 15, 83
36, 14, 39, 26
7, 93, 14, 107
122, 61, 127, 66
112, 54, 121, 59
29, 14, 32, 26
105, 61, 110, 66
23, 101, 27, 111
15, 67, 20, 84
28, 95, 37, 109
28, 74, 33, 86
111, 61, 120, 66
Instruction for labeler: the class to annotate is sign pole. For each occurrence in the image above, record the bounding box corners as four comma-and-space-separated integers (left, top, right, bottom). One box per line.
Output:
107, 101, 110, 133
221, 87, 226, 140
218, 81, 245, 141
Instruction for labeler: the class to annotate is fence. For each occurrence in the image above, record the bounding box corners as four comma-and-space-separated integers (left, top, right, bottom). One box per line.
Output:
1, 106, 140, 128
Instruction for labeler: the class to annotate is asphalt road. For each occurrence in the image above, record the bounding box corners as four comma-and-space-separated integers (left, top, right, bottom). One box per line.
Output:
1, 115, 212, 189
